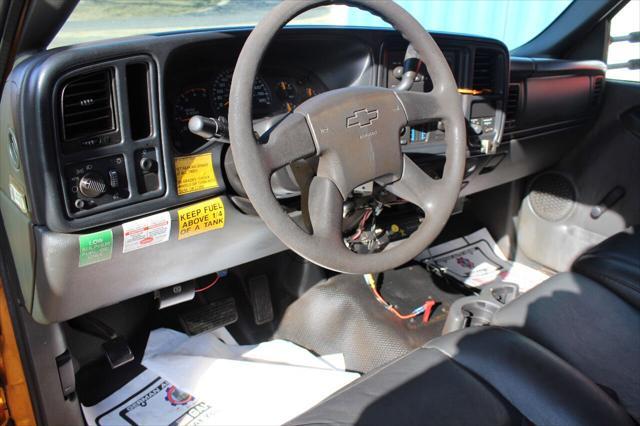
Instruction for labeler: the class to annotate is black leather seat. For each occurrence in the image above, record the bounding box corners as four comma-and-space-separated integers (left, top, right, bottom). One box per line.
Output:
290, 326, 633, 425
290, 228, 639, 425
572, 226, 640, 308
493, 227, 640, 421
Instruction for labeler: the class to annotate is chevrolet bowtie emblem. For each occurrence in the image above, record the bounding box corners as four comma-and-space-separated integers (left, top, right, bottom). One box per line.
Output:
346, 108, 379, 128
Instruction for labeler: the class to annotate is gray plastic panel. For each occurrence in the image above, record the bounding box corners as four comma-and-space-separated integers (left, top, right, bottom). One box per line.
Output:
516, 80, 640, 272
518, 196, 607, 272
31, 196, 285, 323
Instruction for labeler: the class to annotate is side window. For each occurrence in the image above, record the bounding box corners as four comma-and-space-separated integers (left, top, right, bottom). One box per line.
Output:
606, 0, 640, 82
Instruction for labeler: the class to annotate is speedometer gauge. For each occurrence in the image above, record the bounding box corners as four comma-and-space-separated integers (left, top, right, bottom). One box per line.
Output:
211, 69, 272, 117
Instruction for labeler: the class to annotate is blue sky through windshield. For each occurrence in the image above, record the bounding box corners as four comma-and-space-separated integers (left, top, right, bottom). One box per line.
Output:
343, 1, 572, 49
52, 0, 573, 50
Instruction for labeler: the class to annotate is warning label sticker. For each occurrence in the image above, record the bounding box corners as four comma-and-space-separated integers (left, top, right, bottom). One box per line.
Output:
174, 153, 218, 196
122, 212, 171, 253
178, 198, 225, 240
79, 229, 113, 267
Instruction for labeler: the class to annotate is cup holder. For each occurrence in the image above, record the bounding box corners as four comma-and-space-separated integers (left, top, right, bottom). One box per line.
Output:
461, 300, 501, 328
442, 283, 520, 334
488, 285, 519, 305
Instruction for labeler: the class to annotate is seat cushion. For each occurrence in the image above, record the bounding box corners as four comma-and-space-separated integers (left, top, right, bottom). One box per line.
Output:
493, 272, 640, 421
289, 344, 522, 426
289, 327, 632, 425
572, 226, 640, 308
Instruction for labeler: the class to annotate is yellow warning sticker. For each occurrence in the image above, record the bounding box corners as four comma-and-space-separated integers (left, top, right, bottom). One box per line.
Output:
178, 197, 225, 240
174, 153, 218, 196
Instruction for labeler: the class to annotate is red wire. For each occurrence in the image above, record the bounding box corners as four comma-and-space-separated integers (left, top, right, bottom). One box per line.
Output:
350, 209, 373, 241
195, 274, 220, 293
370, 283, 420, 320
366, 274, 436, 321
422, 300, 436, 324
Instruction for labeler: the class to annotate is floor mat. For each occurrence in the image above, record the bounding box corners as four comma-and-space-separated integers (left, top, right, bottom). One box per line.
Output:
275, 266, 467, 373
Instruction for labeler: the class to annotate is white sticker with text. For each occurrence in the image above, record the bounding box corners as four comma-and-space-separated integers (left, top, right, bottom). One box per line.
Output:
122, 212, 171, 253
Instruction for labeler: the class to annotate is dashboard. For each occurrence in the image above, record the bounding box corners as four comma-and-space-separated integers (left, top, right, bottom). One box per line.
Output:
171, 66, 327, 153
1, 27, 605, 323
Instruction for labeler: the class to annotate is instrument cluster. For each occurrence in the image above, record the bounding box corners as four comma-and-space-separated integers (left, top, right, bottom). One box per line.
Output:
171, 67, 326, 153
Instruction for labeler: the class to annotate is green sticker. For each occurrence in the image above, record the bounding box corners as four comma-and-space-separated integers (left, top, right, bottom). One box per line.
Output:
78, 229, 113, 267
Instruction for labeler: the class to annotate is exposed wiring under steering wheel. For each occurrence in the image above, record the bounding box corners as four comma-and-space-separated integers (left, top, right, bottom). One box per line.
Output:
363, 273, 436, 322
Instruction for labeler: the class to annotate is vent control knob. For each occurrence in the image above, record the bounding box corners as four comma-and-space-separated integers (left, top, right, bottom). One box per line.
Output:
79, 172, 107, 198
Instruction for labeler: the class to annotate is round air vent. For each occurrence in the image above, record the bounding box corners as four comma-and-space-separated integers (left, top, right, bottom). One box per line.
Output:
528, 172, 576, 222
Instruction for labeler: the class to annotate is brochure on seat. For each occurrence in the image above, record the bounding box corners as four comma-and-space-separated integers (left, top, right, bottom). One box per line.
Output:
417, 228, 549, 292
82, 327, 359, 426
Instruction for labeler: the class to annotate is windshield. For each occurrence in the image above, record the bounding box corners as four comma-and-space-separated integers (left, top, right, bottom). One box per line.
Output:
51, 0, 573, 50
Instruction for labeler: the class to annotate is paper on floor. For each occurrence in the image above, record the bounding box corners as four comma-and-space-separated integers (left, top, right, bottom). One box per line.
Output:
82, 369, 215, 426
417, 228, 549, 292
82, 327, 239, 426
141, 328, 359, 425
82, 328, 359, 426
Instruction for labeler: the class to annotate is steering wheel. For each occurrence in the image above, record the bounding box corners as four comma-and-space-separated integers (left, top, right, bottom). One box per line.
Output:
228, 0, 466, 274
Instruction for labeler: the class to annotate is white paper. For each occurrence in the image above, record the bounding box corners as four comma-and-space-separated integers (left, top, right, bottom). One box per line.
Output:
320, 353, 347, 371
122, 211, 171, 253
141, 329, 360, 425
83, 328, 358, 426
82, 369, 215, 426
418, 228, 549, 292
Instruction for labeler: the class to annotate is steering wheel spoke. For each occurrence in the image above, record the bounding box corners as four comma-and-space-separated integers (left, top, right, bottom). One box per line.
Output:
395, 89, 448, 125
384, 154, 442, 213
307, 176, 346, 244
258, 112, 317, 172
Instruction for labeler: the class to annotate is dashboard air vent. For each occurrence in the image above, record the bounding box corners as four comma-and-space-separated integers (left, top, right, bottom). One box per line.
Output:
505, 84, 520, 131
473, 49, 497, 92
591, 76, 604, 107
61, 70, 115, 141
